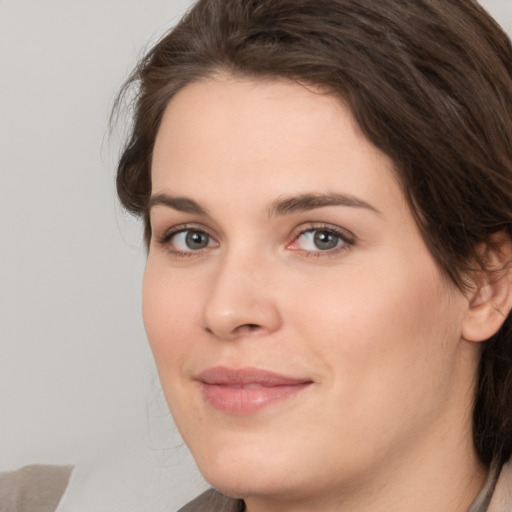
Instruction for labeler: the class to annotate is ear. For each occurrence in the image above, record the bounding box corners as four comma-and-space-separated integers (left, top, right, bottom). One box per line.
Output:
462, 231, 512, 343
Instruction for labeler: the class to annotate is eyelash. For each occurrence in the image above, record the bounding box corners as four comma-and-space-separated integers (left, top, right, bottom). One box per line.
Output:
288, 224, 355, 257
157, 224, 216, 258
156, 223, 355, 258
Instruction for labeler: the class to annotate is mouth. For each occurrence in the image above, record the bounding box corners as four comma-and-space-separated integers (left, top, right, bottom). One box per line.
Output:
196, 366, 313, 415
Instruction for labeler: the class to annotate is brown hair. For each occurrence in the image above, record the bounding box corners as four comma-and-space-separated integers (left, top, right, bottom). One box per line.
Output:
115, 0, 512, 465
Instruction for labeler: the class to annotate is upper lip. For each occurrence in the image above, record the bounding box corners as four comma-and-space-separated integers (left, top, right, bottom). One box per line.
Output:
196, 366, 312, 387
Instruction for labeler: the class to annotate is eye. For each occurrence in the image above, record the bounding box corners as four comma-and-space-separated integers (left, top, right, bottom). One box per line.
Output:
288, 226, 354, 254
159, 228, 217, 255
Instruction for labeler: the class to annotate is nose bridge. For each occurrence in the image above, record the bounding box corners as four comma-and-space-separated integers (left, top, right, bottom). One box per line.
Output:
202, 246, 282, 339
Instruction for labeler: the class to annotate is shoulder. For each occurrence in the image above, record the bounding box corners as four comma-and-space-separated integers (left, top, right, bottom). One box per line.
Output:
488, 461, 512, 512
0, 464, 73, 512
178, 488, 244, 512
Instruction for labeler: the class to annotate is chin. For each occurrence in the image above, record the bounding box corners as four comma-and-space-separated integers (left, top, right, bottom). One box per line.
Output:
189, 437, 301, 499
202, 468, 295, 502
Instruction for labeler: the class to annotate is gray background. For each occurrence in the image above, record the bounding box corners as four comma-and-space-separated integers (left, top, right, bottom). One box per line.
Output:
1, 0, 511, 507
1, 0, 193, 470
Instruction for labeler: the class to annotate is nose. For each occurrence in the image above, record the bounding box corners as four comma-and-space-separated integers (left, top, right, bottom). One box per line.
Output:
202, 253, 282, 340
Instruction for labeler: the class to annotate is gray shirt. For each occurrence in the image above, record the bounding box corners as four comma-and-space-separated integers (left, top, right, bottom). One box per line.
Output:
0, 461, 510, 512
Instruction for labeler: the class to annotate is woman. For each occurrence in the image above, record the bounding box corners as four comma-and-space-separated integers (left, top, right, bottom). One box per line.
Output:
113, 0, 512, 510
2, 0, 511, 511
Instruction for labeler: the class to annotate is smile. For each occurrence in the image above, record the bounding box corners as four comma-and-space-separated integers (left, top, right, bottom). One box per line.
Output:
196, 366, 313, 415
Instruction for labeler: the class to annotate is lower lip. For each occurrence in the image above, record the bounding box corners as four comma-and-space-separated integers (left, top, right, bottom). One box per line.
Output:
200, 382, 311, 414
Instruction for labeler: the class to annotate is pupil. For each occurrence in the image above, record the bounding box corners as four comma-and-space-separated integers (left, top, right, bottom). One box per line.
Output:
314, 231, 338, 250
186, 231, 208, 249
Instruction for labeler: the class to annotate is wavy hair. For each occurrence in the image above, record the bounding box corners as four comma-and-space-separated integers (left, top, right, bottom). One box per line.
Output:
115, 0, 512, 465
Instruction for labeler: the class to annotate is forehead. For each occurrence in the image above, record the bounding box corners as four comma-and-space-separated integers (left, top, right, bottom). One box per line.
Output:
151, 75, 403, 216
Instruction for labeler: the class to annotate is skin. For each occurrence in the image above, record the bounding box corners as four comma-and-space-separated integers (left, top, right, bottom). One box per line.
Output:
144, 76, 487, 512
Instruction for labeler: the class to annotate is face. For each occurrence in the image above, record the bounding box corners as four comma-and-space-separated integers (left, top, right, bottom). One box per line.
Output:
144, 76, 478, 508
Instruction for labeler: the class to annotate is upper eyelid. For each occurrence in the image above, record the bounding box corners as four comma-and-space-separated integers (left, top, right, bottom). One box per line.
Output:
158, 223, 213, 239
151, 214, 222, 240
154, 221, 356, 249
292, 222, 355, 241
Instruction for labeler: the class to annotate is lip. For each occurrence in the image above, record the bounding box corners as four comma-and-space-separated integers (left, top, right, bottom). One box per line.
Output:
196, 366, 313, 415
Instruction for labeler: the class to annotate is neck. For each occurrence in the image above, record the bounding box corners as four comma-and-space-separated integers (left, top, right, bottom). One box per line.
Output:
245, 444, 487, 512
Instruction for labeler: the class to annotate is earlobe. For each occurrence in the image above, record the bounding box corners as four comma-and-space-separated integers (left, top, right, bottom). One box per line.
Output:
461, 232, 512, 343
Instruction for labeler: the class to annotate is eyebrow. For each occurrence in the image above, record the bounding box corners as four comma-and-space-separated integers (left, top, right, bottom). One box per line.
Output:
268, 193, 380, 217
148, 192, 380, 217
148, 193, 209, 215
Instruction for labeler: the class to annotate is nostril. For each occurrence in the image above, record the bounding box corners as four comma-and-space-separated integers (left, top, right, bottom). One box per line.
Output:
203, 323, 262, 338
235, 323, 263, 335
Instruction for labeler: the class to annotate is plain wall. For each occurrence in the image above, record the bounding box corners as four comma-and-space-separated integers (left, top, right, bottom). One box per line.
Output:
0, 0, 195, 468
1, 0, 511, 505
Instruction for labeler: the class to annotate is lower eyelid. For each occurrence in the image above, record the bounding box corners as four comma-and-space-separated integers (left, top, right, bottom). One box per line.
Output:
157, 225, 209, 244
158, 227, 220, 257
293, 226, 352, 244
155, 224, 352, 257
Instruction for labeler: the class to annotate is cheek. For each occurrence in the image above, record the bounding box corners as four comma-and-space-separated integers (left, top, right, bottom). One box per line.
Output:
142, 264, 200, 373
287, 254, 463, 412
